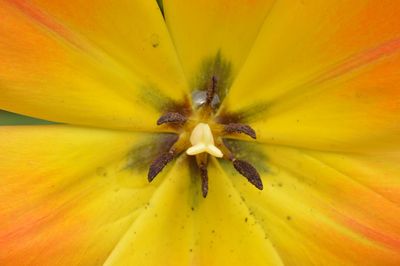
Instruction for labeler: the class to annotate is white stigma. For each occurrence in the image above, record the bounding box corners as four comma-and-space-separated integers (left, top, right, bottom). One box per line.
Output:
186, 123, 223, 158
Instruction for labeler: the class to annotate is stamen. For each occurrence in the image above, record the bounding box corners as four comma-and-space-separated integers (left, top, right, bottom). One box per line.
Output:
233, 159, 263, 190
224, 123, 256, 139
199, 163, 209, 198
206, 75, 218, 105
186, 123, 223, 157
148, 151, 175, 182
157, 112, 187, 125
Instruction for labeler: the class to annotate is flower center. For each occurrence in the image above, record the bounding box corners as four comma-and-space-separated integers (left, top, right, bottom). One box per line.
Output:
148, 74, 262, 197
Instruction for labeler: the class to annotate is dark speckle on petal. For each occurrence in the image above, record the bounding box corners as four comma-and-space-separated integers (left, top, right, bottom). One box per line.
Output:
150, 33, 160, 48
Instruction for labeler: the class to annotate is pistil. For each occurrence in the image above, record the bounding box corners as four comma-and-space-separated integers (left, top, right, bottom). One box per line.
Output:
186, 123, 223, 158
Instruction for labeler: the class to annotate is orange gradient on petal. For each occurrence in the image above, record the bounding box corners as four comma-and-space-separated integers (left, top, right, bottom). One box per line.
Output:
0, 2, 67, 81
334, 49, 400, 113
331, 209, 400, 252
335, 1, 400, 54
6, 0, 86, 50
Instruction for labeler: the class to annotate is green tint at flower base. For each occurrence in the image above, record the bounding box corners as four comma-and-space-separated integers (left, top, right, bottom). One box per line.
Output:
1, 0, 400, 266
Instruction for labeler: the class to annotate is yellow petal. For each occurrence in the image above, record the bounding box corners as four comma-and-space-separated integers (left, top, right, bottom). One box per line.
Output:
311, 151, 400, 205
0, 125, 172, 265
0, 0, 187, 130
104, 157, 195, 266
229, 143, 400, 265
251, 49, 400, 152
222, 1, 400, 151
163, 0, 275, 93
224, 0, 400, 110
193, 160, 283, 266
104, 157, 283, 266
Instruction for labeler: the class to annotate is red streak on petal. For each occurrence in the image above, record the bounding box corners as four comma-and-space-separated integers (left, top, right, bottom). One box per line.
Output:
5, 0, 86, 51
331, 208, 400, 251
310, 38, 400, 87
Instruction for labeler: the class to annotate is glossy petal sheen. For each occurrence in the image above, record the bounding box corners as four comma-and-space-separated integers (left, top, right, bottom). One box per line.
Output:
0, 0, 187, 130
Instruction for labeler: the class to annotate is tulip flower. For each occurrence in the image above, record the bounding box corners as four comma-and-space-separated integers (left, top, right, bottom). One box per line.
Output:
0, 0, 400, 265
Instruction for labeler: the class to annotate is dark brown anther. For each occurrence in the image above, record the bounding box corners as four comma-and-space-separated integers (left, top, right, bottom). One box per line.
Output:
157, 112, 187, 125
148, 151, 175, 182
199, 163, 209, 197
206, 75, 218, 105
233, 159, 263, 190
224, 123, 256, 139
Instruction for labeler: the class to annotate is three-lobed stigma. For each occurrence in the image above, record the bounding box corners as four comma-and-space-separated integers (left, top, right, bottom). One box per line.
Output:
186, 123, 223, 158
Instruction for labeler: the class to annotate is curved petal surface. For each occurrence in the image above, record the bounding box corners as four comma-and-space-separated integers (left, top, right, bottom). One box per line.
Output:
228, 143, 400, 265
251, 49, 400, 152
224, 0, 400, 109
221, 0, 400, 151
163, 0, 275, 100
0, 125, 166, 265
105, 158, 283, 266
0, 0, 187, 130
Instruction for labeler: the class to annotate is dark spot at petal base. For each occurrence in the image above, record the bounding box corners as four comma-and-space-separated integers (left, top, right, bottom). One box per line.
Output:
126, 134, 178, 172
192, 51, 233, 110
